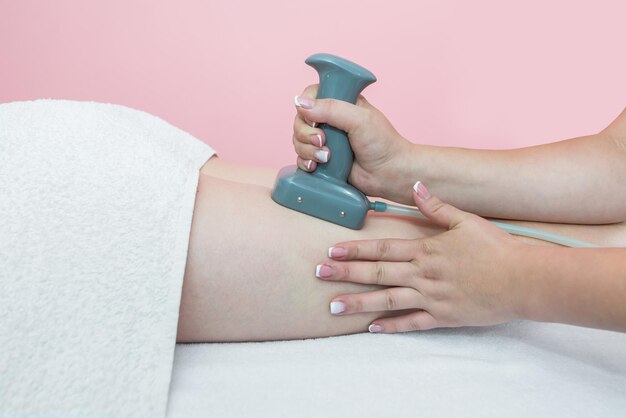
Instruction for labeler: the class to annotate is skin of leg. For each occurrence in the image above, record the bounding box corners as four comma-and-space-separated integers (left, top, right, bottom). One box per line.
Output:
177, 158, 626, 342
178, 162, 442, 342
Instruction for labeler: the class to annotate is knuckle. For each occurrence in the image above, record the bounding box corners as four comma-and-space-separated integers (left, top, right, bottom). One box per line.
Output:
434, 306, 455, 324
356, 94, 368, 107
296, 158, 307, 171
352, 244, 360, 260
324, 98, 335, 114
376, 240, 392, 260
430, 287, 446, 302
293, 142, 306, 157
407, 316, 423, 331
306, 146, 319, 160
374, 262, 386, 285
352, 298, 364, 313
360, 106, 373, 123
293, 123, 308, 140
339, 263, 352, 280
425, 279, 447, 301
417, 239, 436, 256
409, 262, 424, 284
420, 264, 438, 281
294, 143, 316, 160
429, 200, 447, 216
304, 84, 318, 97
384, 290, 396, 310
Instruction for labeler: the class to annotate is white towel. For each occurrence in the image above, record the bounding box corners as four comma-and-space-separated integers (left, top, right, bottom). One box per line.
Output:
168, 321, 626, 417
0, 100, 215, 416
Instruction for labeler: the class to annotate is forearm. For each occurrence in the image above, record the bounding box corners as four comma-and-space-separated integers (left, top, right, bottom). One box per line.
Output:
399, 131, 626, 223
517, 246, 626, 332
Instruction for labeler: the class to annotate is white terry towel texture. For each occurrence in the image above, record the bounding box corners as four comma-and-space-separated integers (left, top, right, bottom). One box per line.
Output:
0, 100, 215, 417
168, 322, 626, 418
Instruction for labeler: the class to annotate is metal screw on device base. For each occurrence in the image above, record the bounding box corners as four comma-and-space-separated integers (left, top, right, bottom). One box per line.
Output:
297, 197, 303, 203
340, 211, 346, 217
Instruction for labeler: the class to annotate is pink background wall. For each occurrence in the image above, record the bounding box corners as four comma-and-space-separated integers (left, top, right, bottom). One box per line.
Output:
1, 0, 625, 167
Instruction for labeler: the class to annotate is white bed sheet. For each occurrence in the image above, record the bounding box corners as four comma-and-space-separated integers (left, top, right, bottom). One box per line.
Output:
167, 321, 626, 418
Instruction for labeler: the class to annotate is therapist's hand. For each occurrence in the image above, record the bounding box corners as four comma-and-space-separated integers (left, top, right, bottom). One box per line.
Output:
315, 181, 527, 333
293, 85, 414, 202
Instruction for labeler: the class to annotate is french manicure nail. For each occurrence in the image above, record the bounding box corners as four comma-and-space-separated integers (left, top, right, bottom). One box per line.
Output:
315, 264, 334, 279
314, 150, 329, 163
413, 181, 431, 201
306, 160, 312, 170
368, 323, 383, 333
294, 95, 314, 109
330, 301, 346, 315
328, 247, 347, 258
313, 134, 323, 147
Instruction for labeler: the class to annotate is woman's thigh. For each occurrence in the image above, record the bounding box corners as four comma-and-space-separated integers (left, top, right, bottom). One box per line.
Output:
178, 170, 446, 342
178, 160, 626, 342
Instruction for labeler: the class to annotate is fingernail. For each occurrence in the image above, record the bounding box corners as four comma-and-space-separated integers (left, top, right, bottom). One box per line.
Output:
315, 264, 334, 279
312, 134, 323, 147
368, 323, 383, 333
413, 181, 431, 201
314, 150, 329, 163
306, 160, 312, 170
328, 247, 346, 258
330, 301, 346, 315
294, 95, 314, 109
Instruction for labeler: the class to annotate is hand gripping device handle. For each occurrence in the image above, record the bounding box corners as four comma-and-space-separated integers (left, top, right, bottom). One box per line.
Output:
306, 53, 377, 182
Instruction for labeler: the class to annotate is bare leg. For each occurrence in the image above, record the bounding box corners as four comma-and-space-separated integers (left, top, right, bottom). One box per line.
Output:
177, 158, 626, 342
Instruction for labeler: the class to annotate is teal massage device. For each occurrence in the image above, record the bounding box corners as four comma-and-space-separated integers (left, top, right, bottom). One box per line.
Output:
272, 53, 375, 229
271, 53, 598, 248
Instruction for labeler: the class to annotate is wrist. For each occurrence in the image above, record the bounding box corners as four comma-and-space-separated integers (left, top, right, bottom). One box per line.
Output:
510, 244, 560, 323
507, 243, 535, 321
397, 143, 439, 203
389, 139, 421, 204
361, 136, 418, 204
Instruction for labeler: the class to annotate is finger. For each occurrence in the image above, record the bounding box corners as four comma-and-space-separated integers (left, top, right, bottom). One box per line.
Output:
355, 93, 371, 108
293, 144, 330, 164
368, 310, 439, 333
293, 100, 318, 128
294, 96, 367, 133
300, 84, 318, 100
412, 181, 471, 230
293, 115, 325, 146
299, 85, 319, 127
297, 156, 316, 172
315, 260, 420, 288
329, 287, 426, 315
293, 135, 330, 164
328, 239, 417, 262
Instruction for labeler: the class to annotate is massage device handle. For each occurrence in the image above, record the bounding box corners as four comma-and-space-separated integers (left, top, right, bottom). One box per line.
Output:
305, 53, 376, 182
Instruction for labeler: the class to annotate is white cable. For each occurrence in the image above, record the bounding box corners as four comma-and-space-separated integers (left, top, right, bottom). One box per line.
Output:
371, 201, 600, 248
489, 221, 599, 248
381, 203, 427, 219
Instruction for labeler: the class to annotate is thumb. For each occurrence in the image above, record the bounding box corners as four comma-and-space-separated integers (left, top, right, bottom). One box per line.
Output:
412, 181, 470, 230
294, 96, 365, 133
